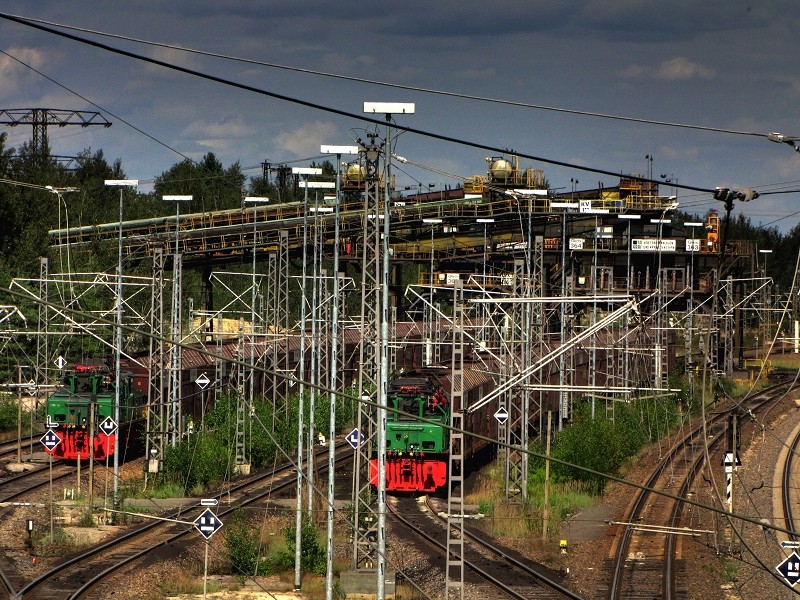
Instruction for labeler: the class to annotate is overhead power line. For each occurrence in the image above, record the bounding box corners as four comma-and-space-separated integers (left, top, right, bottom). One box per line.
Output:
0, 49, 196, 168
0, 11, 718, 195
3, 14, 769, 140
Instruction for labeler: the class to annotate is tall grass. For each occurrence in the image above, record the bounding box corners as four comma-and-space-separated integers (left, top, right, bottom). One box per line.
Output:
466, 461, 596, 538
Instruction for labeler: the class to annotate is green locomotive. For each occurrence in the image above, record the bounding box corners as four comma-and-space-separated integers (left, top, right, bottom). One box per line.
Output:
370, 369, 496, 493
45, 363, 145, 461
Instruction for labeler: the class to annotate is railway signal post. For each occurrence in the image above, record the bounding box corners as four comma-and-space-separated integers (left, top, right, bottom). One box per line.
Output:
194, 500, 223, 599
40, 427, 61, 544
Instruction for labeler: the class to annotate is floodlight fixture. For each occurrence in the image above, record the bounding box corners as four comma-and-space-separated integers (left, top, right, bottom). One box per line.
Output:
363, 102, 415, 114
768, 132, 800, 152
759, 249, 773, 254
292, 167, 323, 175
423, 218, 443, 224
104, 179, 138, 187
476, 218, 495, 223
300, 181, 336, 189
321, 145, 359, 155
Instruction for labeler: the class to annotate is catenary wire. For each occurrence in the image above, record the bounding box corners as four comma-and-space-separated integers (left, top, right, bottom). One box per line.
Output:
0, 13, 771, 140
0, 11, 719, 195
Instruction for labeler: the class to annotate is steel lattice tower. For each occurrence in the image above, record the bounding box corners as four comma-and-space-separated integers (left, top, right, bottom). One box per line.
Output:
352, 133, 383, 570
445, 281, 465, 600
145, 247, 165, 477
0, 108, 111, 158
36, 258, 49, 399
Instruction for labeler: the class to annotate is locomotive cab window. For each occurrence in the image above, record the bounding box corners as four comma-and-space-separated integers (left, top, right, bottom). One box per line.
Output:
396, 397, 421, 420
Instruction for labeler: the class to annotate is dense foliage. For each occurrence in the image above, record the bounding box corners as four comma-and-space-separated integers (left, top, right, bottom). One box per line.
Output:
529, 393, 684, 494
0, 394, 20, 431
223, 508, 327, 577
223, 508, 262, 576
157, 390, 350, 495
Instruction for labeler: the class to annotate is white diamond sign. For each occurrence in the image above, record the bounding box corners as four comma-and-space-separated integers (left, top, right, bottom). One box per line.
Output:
195, 373, 211, 390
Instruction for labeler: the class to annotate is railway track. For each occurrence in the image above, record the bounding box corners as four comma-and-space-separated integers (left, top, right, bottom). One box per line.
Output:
781, 416, 800, 541
0, 434, 39, 459
387, 495, 583, 599
0, 441, 351, 599
0, 462, 75, 504
604, 380, 796, 600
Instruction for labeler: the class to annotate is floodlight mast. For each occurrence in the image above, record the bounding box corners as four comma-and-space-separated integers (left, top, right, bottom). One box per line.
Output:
243, 197, 269, 477
363, 102, 414, 600
320, 143, 358, 600
290, 166, 321, 592
305, 182, 335, 516
104, 179, 138, 520
161, 195, 192, 447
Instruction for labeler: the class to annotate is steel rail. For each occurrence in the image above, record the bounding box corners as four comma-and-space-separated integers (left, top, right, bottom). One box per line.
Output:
10, 442, 349, 598
608, 381, 792, 599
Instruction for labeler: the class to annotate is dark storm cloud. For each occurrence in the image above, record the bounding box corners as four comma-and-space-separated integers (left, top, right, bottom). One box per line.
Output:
0, 1, 799, 229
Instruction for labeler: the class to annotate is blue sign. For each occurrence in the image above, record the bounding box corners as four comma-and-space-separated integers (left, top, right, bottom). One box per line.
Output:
776, 551, 800, 587
194, 508, 223, 540
494, 407, 509, 425
99, 416, 118, 437
40, 429, 62, 452
346, 428, 364, 449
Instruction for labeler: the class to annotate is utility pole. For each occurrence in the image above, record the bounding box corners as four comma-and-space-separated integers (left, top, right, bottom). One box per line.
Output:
542, 410, 552, 540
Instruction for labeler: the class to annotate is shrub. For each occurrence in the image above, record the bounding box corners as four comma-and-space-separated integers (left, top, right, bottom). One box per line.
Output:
284, 515, 326, 575
161, 430, 233, 493
223, 508, 261, 576
545, 397, 679, 493
0, 395, 21, 431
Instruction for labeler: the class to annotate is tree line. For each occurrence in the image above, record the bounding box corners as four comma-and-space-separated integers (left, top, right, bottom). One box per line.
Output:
0, 132, 336, 285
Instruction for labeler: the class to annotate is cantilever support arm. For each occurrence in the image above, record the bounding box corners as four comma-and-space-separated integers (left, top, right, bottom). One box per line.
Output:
466, 297, 644, 414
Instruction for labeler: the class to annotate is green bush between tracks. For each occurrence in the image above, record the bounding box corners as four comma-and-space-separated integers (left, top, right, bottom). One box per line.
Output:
139, 390, 352, 498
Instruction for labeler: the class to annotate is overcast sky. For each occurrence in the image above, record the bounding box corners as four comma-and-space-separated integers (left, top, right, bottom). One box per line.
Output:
1, 2, 799, 231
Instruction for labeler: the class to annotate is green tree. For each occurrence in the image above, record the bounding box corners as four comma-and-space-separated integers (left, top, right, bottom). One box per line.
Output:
161, 429, 233, 493
223, 508, 261, 576
284, 515, 326, 575
154, 153, 246, 213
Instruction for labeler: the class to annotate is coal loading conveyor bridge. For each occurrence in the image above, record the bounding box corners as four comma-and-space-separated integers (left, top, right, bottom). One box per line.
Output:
48, 192, 679, 268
